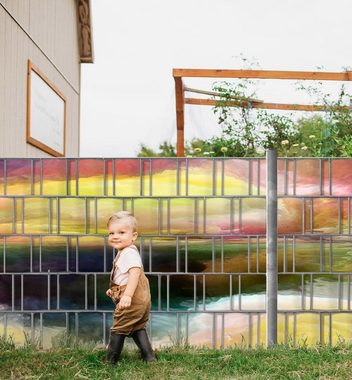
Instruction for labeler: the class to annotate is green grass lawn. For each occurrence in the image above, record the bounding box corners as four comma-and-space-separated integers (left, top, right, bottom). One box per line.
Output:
1, 338, 352, 379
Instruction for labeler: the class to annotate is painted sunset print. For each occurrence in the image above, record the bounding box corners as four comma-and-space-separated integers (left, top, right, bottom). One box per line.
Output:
1, 158, 352, 348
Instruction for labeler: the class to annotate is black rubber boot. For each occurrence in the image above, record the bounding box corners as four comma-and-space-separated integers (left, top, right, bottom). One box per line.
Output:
131, 329, 156, 362
106, 332, 126, 364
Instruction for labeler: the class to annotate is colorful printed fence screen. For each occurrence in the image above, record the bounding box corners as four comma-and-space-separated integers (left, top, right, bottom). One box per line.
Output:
1, 158, 352, 348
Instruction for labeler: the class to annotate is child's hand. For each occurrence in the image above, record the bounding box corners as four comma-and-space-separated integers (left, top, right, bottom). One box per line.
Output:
118, 295, 132, 309
106, 289, 112, 298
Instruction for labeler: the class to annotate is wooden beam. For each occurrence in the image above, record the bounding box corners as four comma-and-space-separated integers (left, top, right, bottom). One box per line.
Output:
185, 98, 352, 112
174, 77, 185, 157
173, 69, 352, 81
173, 68, 352, 158
184, 86, 263, 103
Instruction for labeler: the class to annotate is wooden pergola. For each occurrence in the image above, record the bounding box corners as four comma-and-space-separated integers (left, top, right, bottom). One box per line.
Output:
173, 69, 352, 157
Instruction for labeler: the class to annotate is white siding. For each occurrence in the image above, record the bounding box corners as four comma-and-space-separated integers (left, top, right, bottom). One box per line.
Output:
0, 0, 30, 30
29, 0, 80, 90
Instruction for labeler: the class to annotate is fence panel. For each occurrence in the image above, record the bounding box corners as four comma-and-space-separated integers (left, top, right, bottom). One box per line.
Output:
0, 157, 351, 348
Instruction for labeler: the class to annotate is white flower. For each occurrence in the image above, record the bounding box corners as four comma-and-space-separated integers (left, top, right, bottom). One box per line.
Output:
194, 148, 201, 153
281, 140, 289, 145
210, 151, 215, 154
292, 143, 299, 147
309, 135, 316, 139
301, 146, 308, 151
203, 152, 210, 155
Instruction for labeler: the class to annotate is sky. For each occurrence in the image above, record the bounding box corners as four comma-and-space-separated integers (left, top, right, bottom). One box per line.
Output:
80, 0, 352, 157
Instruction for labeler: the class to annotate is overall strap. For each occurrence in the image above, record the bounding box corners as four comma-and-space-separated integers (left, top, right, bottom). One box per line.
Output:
128, 244, 139, 253
110, 250, 122, 283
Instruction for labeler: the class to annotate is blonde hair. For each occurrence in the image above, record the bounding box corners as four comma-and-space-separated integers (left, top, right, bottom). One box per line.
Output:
107, 211, 137, 232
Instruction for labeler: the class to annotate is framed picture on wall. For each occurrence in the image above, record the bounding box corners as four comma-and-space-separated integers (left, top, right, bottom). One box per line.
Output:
26, 60, 66, 157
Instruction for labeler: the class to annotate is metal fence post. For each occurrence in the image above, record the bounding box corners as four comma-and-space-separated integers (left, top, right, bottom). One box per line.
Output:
266, 149, 278, 346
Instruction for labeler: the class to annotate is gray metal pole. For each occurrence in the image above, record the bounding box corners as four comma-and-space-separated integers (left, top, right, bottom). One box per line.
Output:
266, 149, 278, 346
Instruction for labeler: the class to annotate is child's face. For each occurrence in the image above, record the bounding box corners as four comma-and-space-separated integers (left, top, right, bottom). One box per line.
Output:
108, 221, 137, 251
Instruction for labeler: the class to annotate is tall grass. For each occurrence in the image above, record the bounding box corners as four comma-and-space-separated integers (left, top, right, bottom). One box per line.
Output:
1, 335, 352, 379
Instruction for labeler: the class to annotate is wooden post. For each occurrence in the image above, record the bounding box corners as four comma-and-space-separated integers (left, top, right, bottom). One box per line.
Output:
174, 77, 185, 157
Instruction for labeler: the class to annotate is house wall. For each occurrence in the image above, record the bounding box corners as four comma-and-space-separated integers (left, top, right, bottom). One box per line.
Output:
0, 0, 80, 157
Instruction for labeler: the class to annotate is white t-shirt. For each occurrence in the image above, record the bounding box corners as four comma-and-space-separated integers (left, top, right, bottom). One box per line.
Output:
112, 246, 142, 286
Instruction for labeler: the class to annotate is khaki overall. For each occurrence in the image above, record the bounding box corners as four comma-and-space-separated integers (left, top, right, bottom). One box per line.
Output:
109, 246, 151, 335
